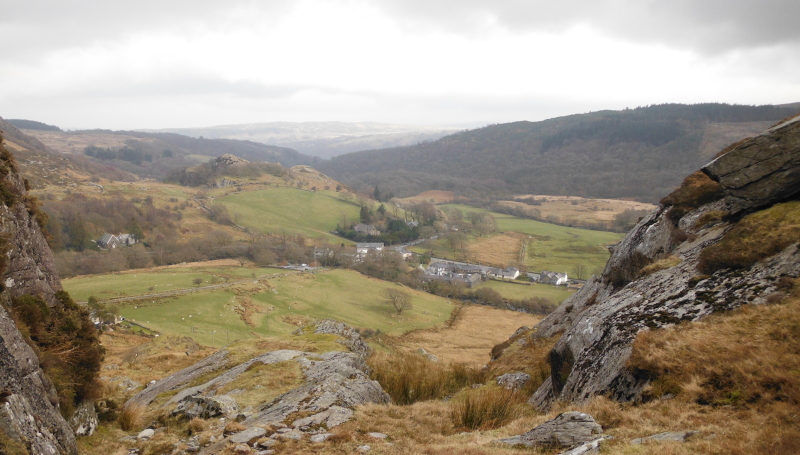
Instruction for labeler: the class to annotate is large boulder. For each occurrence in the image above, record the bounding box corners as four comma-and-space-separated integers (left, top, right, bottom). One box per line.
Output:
172, 395, 239, 419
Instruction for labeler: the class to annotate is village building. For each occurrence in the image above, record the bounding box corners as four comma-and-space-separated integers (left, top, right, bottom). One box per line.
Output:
356, 242, 384, 256
354, 224, 380, 236
539, 271, 569, 286
97, 233, 137, 249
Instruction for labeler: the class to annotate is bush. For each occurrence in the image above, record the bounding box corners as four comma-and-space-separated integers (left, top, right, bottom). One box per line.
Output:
450, 387, 525, 430
7, 291, 104, 417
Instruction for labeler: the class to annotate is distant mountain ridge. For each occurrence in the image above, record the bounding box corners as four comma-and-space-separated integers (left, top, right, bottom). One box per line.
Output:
318, 103, 800, 202
141, 121, 461, 158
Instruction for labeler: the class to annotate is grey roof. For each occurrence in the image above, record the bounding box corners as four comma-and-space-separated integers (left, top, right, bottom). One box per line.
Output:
356, 242, 384, 248
98, 233, 117, 244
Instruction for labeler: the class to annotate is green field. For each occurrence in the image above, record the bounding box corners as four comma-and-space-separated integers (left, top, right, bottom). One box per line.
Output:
478, 280, 575, 303
62, 265, 285, 302
69, 267, 454, 347
438, 204, 623, 275
216, 188, 362, 242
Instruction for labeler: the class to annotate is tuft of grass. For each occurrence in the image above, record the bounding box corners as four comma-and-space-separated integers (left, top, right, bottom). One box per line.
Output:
186, 418, 208, 436
450, 386, 526, 430
367, 350, 485, 405
660, 171, 725, 224
698, 201, 800, 274
118, 403, 144, 431
223, 421, 246, 435
640, 255, 682, 277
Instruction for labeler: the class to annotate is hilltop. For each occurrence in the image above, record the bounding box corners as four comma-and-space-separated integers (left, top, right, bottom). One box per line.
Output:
19, 126, 316, 180
319, 103, 800, 202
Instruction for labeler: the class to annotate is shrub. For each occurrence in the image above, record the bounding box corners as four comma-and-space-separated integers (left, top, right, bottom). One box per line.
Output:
368, 351, 485, 405
6, 291, 104, 417
118, 404, 144, 431
698, 201, 800, 275
450, 387, 525, 430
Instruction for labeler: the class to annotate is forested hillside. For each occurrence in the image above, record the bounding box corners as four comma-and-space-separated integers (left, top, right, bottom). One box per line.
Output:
320, 103, 800, 202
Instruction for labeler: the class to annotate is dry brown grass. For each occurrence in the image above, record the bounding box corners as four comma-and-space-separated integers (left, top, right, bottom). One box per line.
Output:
118, 403, 144, 431
394, 304, 541, 367
450, 387, 527, 430
395, 190, 458, 205
368, 350, 486, 405
507, 195, 656, 225
186, 418, 208, 435
466, 232, 525, 268
640, 255, 682, 277
223, 421, 247, 435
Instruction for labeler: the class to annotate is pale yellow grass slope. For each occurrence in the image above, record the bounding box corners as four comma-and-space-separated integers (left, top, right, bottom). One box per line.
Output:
393, 304, 540, 367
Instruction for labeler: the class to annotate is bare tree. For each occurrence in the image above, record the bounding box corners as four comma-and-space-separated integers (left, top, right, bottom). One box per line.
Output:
381, 288, 412, 315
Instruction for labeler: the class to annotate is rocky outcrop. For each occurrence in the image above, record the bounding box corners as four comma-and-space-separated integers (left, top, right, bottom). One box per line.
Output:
703, 115, 800, 215
527, 116, 800, 410
131, 321, 390, 454
495, 411, 603, 448
215, 154, 249, 167
0, 139, 77, 453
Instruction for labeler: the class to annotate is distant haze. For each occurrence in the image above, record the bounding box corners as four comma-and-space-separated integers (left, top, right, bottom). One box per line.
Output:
141, 121, 466, 158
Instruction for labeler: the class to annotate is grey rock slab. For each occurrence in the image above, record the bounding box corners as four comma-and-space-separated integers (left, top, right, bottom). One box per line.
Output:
313, 319, 371, 357
631, 431, 699, 444
69, 400, 98, 437
276, 429, 304, 441
496, 372, 531, 391
368, 432, 388, 439
228, 427, 267, 444
310, 433, 334, 443
173, 395, 240, 419
256, 438, 278, 448
703, 115, 800, 214
166, 350, 306, 407
557, 436, 612, 454
233, 444, 251, 454
356, 445, 371, 453
137, 428, 155, 440
495, 412, 603, 448
126, 348, 230, 408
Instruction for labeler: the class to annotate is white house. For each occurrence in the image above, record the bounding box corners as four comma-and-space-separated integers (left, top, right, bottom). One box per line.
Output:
356, 242, 384, 256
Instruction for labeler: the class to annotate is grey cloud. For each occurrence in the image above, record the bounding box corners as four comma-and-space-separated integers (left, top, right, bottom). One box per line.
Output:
374, 0, 800, 54
0, 0, 293, 59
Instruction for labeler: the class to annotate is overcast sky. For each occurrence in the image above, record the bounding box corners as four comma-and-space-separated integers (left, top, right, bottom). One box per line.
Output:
2, 0, 799, 130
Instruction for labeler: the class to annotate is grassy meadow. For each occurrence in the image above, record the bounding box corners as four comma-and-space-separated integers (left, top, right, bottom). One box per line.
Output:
216, 187, 362, 242
435, 204, 623, 275
67, 265, 454, 347
478, 280, 575, 303
62, 264, 285, 301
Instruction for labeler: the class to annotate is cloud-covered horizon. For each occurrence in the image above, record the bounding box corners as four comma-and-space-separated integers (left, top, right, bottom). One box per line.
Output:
2, 0, 798, 130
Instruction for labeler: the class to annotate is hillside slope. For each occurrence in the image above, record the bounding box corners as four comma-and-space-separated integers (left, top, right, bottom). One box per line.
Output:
516, 114, 800, 410
21, 127, 316, 180
319, 103, 800, 201
0, 117, 136, 188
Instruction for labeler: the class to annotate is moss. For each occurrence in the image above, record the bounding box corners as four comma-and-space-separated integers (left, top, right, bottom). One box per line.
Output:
698, 201, 800, 275
0, 428, 29, 455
